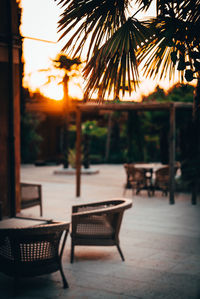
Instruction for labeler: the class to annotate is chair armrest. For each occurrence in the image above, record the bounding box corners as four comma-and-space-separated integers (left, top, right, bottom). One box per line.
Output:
16, 213, 53, 223
72, 198, 132, 218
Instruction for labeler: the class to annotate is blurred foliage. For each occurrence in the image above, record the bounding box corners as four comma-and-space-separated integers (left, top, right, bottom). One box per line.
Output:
84, 83, 193, 165
21, 113, 43, 163
22, 83, 194, 185
68, 148, 76, 168
82, 121, 107, 137
65, 83, 194, 166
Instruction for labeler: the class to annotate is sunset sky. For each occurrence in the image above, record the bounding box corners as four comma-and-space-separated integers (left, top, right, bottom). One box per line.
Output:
19, 0, 177, 101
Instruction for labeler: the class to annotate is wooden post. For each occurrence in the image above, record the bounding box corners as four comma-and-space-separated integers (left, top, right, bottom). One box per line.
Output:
105, 112, 112, 161
7, 0, 16, 217
127, 111, 134, 163
62, 74, 70, 168
76, 108, 82, 197
169, 104, 175, 204
191, 77, 200, 205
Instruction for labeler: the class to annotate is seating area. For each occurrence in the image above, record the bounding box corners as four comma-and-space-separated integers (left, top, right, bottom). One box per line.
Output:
0, 196, 132, 293
124, 163, 152, 196
0, 164, 199, 298
124, 163, 180, 197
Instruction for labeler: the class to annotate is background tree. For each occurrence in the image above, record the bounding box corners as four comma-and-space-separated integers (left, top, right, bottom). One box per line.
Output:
53, 54, 81, 167
20, 87, 43, 164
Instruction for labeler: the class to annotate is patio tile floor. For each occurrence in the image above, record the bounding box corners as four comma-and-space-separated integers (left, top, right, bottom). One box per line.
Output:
0, 164, 199, 298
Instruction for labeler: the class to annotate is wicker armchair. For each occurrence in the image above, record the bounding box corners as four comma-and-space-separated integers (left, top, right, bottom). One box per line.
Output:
20, 183, 43, 216
70, 198, 132, 263
153, 166, 170, 195
0, 222, 70, 291
124, 164, 149, 196
153, 165, 181, 196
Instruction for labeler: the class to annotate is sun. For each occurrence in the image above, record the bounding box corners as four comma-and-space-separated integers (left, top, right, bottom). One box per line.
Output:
39, 82, 63, 101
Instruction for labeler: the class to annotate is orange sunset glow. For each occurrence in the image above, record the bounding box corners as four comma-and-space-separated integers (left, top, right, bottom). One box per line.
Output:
20, 0, 84, 101
19, 0, 179, 101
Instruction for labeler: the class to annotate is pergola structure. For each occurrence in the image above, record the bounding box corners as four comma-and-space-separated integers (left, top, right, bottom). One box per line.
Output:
75, 101, 193, 204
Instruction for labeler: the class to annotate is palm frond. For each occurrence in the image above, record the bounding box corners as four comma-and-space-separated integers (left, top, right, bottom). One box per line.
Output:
83, 18, 150, 98
55, 0, 131, 59
137, 13, 198, 82
135, 0, 154, 12
179, 0, 200, 23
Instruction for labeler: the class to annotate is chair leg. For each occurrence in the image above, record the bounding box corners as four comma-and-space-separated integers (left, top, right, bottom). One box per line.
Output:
147, 188, 152, 197
136, 183, 141, 195
70, 241, 74, 263
40, 203, 43, 216
136, 189, 140, 195
59, 263, 69, 288
116, 244, 125, 261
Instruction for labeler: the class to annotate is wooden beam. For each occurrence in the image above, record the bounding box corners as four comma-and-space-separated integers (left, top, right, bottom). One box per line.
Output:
76, 108, 82, 197
169, 104, 176, 204
77, 102, 192, 113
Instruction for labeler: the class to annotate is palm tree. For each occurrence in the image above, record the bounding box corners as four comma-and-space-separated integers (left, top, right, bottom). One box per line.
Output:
53, 54, 81, 167
55, 0, 200, 199
136, 0, 200, 203
55, 1, 199, 97
55, 0, 150, 99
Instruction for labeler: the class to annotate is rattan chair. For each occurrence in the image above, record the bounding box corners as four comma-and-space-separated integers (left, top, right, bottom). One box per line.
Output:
20, 183, 43, 216
154, 166, 173, 195
151, 163, 180, 196
124, 164, 149, 196
0, 222, 70, 291
70, 198, 132, 263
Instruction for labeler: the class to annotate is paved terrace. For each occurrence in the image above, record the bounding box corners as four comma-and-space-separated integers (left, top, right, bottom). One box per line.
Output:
0, 164, 200, 299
